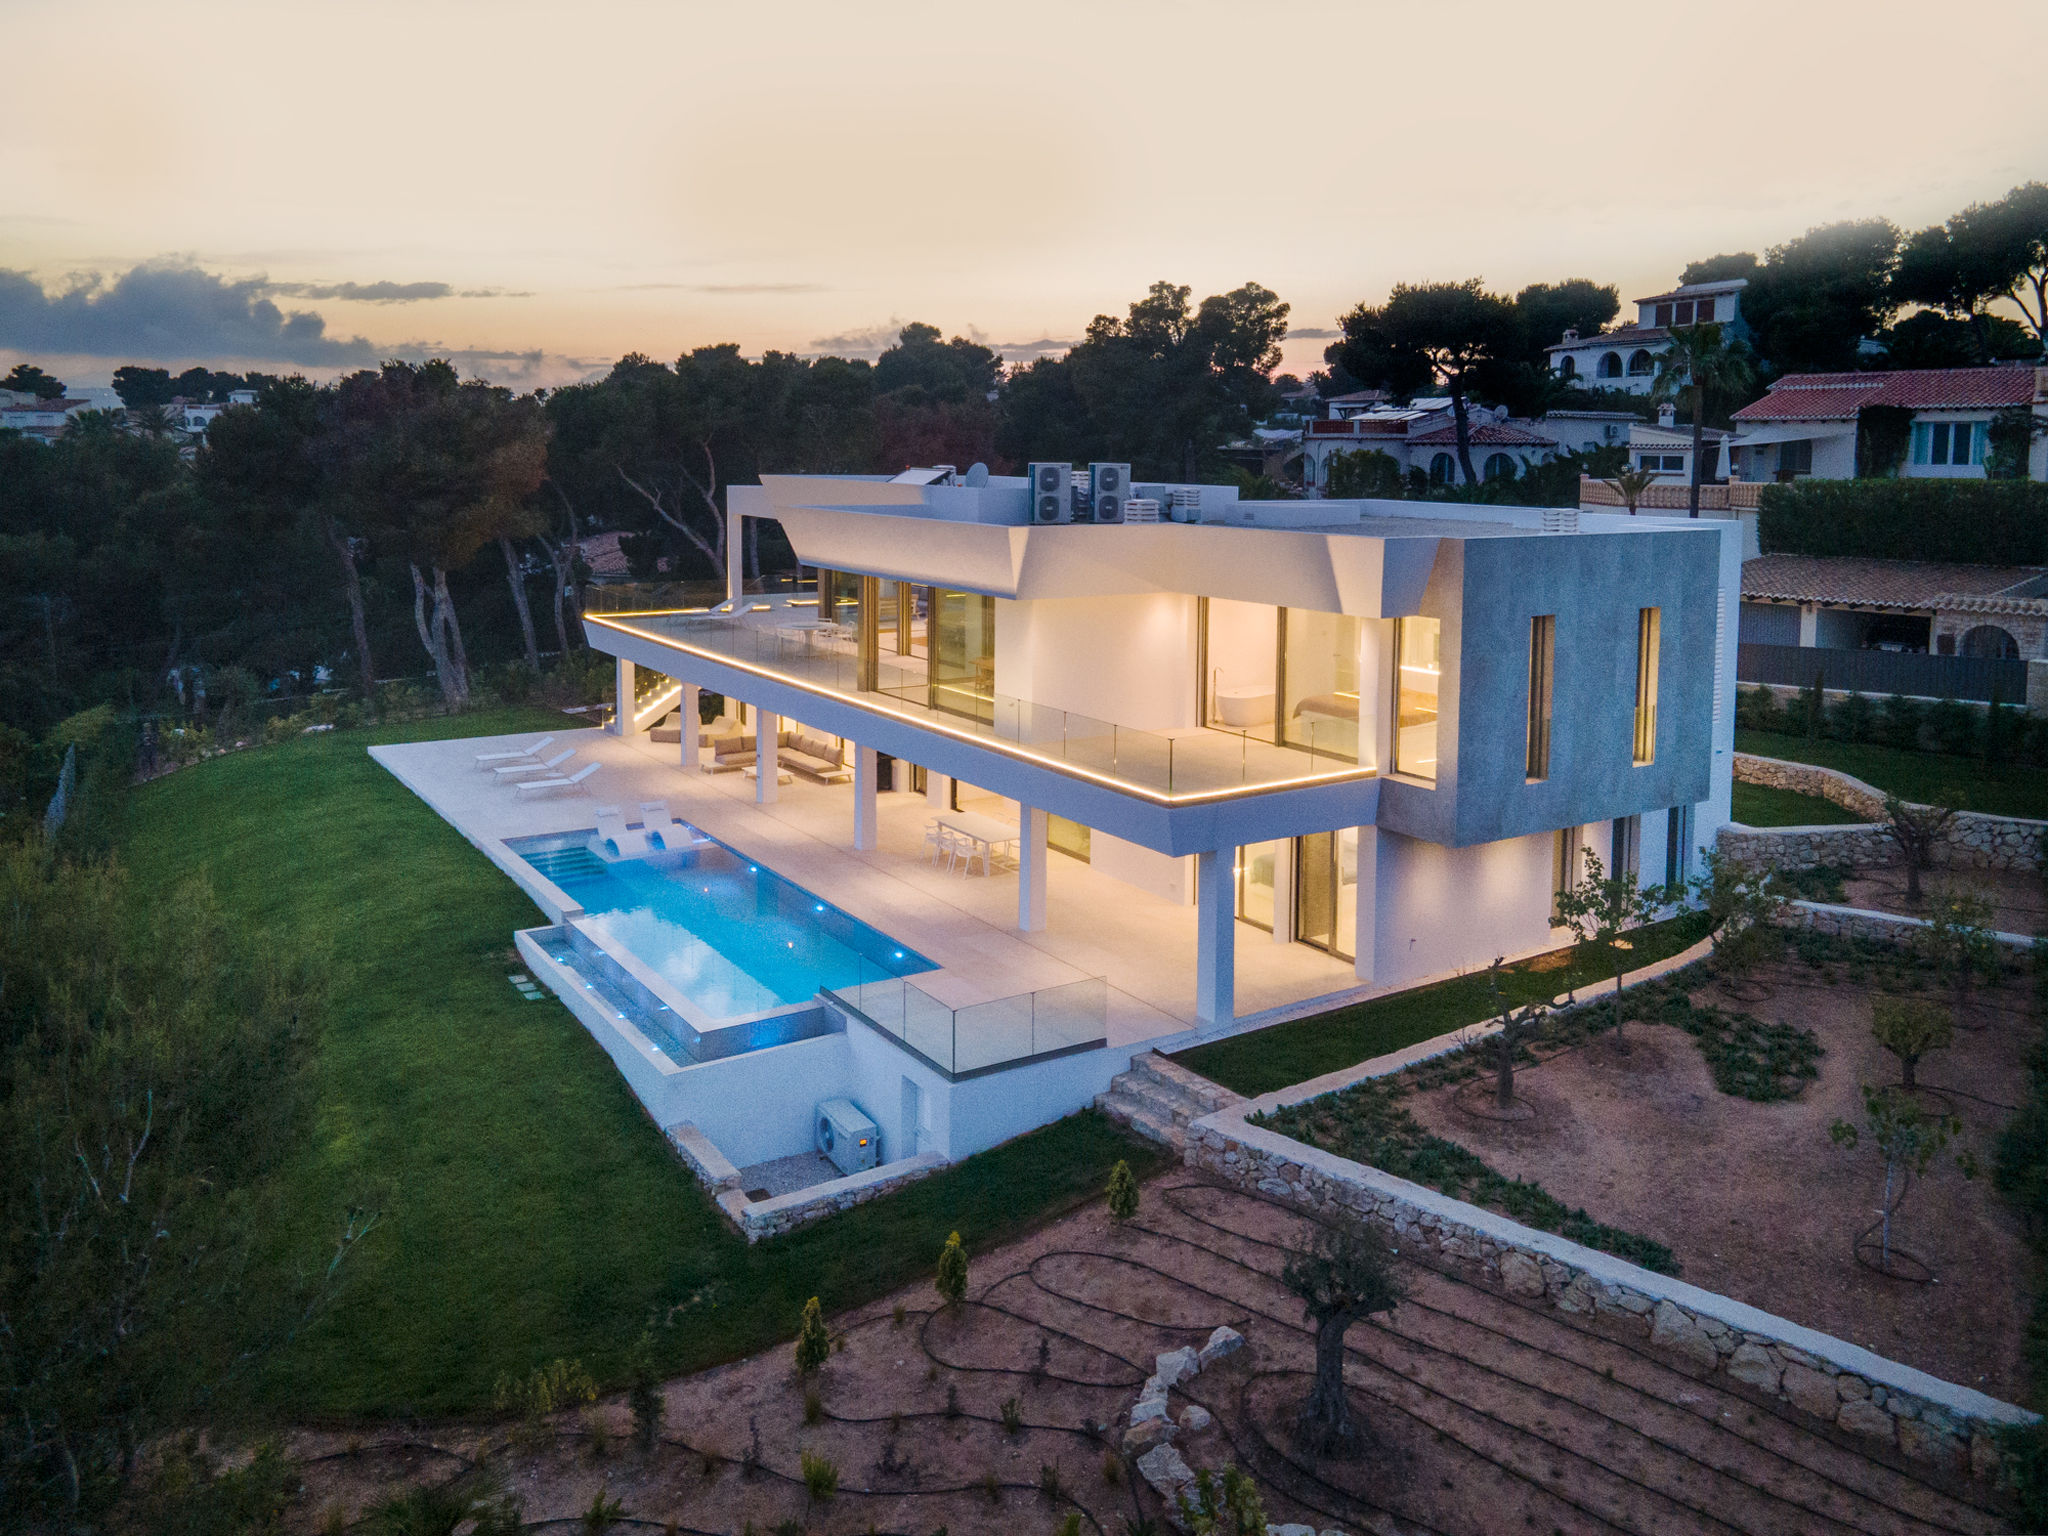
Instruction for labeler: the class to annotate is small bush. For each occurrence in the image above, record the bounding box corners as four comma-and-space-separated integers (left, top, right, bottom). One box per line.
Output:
800, 1451, 840, 1504
1038, 1460, 1065, 1501
795, 1295, 831, 1374
1101, 1448, 1125, 1485
1106, 1158, 1139, 1222
935, 1230, 969, 1306
1001, 1395, 1024, 1435
803, 1387, 823, 1425
626, 1330, 663, 1451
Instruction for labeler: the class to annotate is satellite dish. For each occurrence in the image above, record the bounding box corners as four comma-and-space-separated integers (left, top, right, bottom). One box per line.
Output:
964, 462, 989, 486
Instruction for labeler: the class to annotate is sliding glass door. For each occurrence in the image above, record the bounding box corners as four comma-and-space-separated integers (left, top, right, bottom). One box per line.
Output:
1293, 827, 1357, 962
928, 589, 995, 722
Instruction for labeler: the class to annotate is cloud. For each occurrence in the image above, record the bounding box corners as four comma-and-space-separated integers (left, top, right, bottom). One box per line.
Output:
266, 279, 532, 302
807, 320, 1078, 362
0, 260, 381, 365
1286, 326, 1340, 339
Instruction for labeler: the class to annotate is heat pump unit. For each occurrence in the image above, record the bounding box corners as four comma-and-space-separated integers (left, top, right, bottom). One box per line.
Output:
1091, 462, 1130, 523
1028, 462, 1073, 523
815, 1097, 879, 1175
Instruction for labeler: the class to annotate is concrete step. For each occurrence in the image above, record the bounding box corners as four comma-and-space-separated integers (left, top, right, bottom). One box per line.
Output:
1094, 1090, 1185, 1152
1127, 1051, 1244, 1114
1112, 1074, 1202, 1128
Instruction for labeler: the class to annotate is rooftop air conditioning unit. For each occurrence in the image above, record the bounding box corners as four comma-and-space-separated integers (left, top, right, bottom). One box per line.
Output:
1122, 497, 1161, 523
1168, 488, 1203, 523
816, 1097, 879, 1176
1029, 462, 1073, 523
1091, 462, 1130, 523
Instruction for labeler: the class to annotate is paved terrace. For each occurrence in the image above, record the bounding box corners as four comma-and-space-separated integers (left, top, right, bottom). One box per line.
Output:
372, 725, 1364, 1047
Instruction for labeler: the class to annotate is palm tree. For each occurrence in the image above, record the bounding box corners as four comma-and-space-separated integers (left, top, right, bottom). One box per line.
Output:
1651, 322, 1756, 518
1602, 465, 1660, 515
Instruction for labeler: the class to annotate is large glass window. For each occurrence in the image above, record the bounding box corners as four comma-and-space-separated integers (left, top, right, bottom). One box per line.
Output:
1526, 614, 1554, 781
1393, 616, 1441, 782
1912, 420, 1985, 466
929, 589, 995, 722
1278, 607, 1362, 761
1294, 828, 1358, 963
1634, 607, 1660, 766
1236, 840, 1280, 931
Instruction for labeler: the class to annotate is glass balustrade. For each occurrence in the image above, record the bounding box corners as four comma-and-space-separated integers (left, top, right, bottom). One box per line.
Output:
829, 961, 1110, 1078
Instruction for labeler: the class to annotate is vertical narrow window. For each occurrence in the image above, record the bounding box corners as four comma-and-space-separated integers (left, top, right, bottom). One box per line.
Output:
1392, 616, 1441, 782
1633, 607, 1660, 766
1911, 422, 1931, 465
1612, 814, 1641, 880
1551, 827, 1579, 924
1664, 804, 1693, 887
1966, 422, 1986, 465
1525, 614, 1554, 781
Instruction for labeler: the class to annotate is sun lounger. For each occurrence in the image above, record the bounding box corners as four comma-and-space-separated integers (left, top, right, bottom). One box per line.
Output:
592, 805, 655, 859
515, 762, 600, 798
493, 747, 576, 782
473, 734, 554, 768
637, 801, 694, 851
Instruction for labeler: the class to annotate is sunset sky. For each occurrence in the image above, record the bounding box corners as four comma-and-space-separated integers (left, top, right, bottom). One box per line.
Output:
4, 0, 2046, 392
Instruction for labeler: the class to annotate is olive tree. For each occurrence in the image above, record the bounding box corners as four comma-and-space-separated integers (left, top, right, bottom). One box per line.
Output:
1553, 848, 1670, 1046
1482, 957, 1550, 1111
1871, 996, 1953, 1092
1281, 1214, 1406, 1455
1883, 795, 1957, 905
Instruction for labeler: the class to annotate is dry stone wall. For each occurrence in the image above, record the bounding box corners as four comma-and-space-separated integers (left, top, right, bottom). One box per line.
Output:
1729, 754, 2046, 874
1183, 1110, 2033, 1483
665, 1120, 946, 1242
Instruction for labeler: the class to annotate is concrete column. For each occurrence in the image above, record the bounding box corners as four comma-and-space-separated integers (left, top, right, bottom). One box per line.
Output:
725, 508, 744, 607
853, 745, 878, 851
1797, 604, 1817, 647
754, 708, 779, 804
1352, 827, 1378, 986
1361, 619, 1394, 771
926, 771, 950, 809
679, 682, 700, 767
1194, 848, 1235, 1028
613, 656, 639, 737
1018, 805, 1048, 933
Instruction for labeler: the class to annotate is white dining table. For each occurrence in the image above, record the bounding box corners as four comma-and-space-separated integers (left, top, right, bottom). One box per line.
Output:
934, 811, 1021, 870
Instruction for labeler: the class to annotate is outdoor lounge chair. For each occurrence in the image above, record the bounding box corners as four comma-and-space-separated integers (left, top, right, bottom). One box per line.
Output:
637, 801, 694, 851
592, 805, 655, 859
515, 762, 600, 798
493, 747, 576, 782
473, 734, 554, 768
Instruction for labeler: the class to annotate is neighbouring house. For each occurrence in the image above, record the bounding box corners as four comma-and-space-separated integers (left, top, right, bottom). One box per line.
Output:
0, 395, 100, 442
1300, 398, 1563, 492
1729, 365, 2048, 483
1539, 409, 1639, 456
168, 388, 259, 436
539, 468, 1739, 1163
1547, 278, 1750, 396
1740, 553, 2048, 658
1630, 401, 1735, 484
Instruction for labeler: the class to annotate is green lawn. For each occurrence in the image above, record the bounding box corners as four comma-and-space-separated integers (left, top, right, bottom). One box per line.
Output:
1172, 911, 1712, 1100
122, 709, 1162, 1419
1736, 728, 2048, 820
1730, 780, 1865, 828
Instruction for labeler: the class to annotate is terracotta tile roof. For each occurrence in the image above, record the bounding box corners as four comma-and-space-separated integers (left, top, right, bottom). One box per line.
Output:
1741, 554, 2048, 610
1406, 420, 1557, 448
1733, 366, 2040, 422
1548, 325, 1669, 353
1632, 279, 1749, 305
576, 530, 633, 581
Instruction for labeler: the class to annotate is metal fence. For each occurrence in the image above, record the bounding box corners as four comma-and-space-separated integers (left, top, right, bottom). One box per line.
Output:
1737, 642, 2028, 703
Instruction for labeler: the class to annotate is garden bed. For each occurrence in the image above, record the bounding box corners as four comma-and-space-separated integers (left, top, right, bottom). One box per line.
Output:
1344, 949, 2039, 1400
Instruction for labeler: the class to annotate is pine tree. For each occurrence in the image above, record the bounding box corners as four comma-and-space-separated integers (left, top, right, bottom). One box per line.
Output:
935, 1230, 969, 1306
1106, 1159, 1139, 1222
794, 1296, 831, 1375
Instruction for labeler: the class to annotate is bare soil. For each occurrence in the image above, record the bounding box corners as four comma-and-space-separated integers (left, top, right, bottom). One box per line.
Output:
283, 1169, 2010, 1536
1408, 958, 2038, 1403
1839, 861, 2047, 938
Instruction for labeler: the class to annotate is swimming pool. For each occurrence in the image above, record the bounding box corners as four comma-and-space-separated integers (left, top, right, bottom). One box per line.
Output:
508, 824, 935, 1047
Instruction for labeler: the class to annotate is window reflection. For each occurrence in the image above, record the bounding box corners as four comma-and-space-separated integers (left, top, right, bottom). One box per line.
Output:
1394, 616, 1440, 782
1279, 608, 1362, 762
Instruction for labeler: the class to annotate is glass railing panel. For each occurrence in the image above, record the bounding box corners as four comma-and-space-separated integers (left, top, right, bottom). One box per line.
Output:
1028, 977, 1110, 1055
949, 991, 1038, 1075
902, 984, 958, 1073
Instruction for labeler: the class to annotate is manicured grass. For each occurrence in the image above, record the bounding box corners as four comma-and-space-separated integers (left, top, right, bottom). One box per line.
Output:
121, 709, 1163, 1419
1171, 911, 1712, 1100
1736, 728, 2048, 820
1731, 780, 1865, 828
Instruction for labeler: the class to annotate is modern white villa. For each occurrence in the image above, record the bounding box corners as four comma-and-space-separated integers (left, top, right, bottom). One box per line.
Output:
376, 468, 1740, 1215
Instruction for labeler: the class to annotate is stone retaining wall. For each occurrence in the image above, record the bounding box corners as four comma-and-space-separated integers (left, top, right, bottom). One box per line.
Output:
665, 1120, 947, 1242
1731, 754, 2046, 874
1183, 1110, 2033, 1483
1787, 900, 2036, 954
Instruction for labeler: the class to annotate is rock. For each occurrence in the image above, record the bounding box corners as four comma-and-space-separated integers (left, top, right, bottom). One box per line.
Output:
1179, 1403, 1212, 1432
1197, 1324, 1244, 1370
1155, 1345, 1201, 1388
1137, 1443, 1196, 1501
1972, 1430, 2003, 1480
1131, 1382, 1170, 1425
1649, 1301, 1718, 1372
1837, 1398, 1896, 1445
1836, 1373, 1870, 1400
1269, 1525, 1316, 1536
1781, 1363, 1839, 1420
1726, 1342, 1781, 1393
1122, 1417, 1177, 1457
1898, 1417, 1965, 1471
1555, 1274, 1601, 1315
1499, 1251, 1547, 1298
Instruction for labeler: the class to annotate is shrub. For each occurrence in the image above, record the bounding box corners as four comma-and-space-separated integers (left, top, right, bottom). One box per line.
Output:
1927, 697, 1977, 758
794, 1295, 830, 1374
1879, 694, 1926, 752
494, 1359, 597, 1447
1106, 1158, 1139, 1222
799, 1450, 839, 1504
1827, 690, 1876, 745
626, 1330, 663, 1451
1871, 995, 1953, 1091
935, 1230, 969, 1306
1757, 479, 2048, 564
1001, 1395, 1024, 1435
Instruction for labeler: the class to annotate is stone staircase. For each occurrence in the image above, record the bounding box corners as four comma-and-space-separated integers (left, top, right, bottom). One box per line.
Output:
1096, 1051, 1246, 1154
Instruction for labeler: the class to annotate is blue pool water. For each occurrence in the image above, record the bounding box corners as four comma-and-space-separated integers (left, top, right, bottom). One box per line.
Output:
511, 827, 934, 1022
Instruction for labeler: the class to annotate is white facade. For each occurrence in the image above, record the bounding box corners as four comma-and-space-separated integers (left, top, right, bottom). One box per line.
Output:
1729, 366, 2048, 483
1548, 278, 1750, 396
1300, 400, 1563, 493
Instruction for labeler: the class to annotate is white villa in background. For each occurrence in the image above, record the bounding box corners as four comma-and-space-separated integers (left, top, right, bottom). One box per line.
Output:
483, 468, 1743, 1168
1729, 365, 2048, 482
1629, 402, 1735, 485
1548, 277, 1750, 395
1300, 399, 1567, 492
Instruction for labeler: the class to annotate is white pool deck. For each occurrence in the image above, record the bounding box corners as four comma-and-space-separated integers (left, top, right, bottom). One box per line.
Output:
371, 724, 1370, 1052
